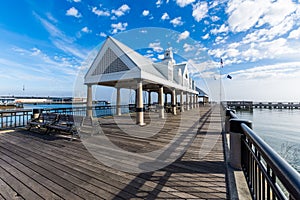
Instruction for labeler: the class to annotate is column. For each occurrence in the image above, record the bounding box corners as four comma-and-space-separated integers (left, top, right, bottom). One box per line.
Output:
180, 91, 184, 112
116, 87, 121, 116
165, 93, 168, 106
148, 91, 151, 108
86, 84, 93, 117
136, 80, 145, 125
171, 89, 177, 115
190, 94, 193, 109
158, 85, 164, 118
186, 92, 189, 111
194, 94, 197, 108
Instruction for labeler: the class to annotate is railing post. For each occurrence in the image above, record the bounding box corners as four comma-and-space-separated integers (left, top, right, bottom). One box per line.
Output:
225, 109, 235, 133
229, 118, 252, 169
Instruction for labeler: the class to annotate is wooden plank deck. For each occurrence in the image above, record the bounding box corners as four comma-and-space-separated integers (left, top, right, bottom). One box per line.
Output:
0, 105, 228, 199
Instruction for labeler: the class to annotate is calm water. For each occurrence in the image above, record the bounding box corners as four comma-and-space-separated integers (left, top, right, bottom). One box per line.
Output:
236, 109, 300, 172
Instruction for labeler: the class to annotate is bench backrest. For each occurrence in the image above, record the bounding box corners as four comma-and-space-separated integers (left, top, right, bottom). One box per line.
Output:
40, 113, 58, 123
56, 114, 74, 125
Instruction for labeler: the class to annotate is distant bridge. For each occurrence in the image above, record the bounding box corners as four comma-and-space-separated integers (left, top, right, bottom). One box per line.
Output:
226, 101, 300, 110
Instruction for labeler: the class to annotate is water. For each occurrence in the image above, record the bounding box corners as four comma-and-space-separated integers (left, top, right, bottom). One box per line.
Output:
236, 109, 300, 172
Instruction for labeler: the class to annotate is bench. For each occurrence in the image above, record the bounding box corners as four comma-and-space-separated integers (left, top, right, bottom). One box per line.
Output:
46, 114, 76, 135
27, 113, 58, 132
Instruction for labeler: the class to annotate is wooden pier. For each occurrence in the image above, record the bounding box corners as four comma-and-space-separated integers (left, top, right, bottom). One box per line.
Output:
227, 101, 300, 110
0, 106, 229, 199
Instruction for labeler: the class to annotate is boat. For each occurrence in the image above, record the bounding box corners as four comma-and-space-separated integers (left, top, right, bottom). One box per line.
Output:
0, 98, 23, 109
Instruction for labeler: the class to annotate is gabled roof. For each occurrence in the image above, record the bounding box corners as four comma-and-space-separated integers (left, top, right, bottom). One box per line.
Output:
85, 36, 166, 84
108, 37, 166, 79
196, 87, 208, 97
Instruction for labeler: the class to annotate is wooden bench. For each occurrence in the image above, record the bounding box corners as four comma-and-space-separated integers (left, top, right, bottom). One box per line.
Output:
27, 113, 58, 132
46, 114, 76, 135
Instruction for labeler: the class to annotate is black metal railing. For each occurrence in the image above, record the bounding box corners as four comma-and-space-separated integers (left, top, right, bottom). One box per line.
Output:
0, 109, 32, 129
0, 105, 133, 130
227, 109, 300, 200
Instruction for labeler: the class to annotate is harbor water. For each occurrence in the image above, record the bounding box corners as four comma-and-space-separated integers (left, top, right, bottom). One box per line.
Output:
236, 108, 300, 173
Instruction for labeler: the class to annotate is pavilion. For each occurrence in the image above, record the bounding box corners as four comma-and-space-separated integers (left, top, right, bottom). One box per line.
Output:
84, 36, 202, 125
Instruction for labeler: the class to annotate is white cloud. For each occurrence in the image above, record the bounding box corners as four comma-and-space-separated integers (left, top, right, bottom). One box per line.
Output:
288, 27, 300, 39
112, 4, 130, 17
81, 26, 91, 33
142, 10, 150, 16
111, 22, 128, 34
149, 42, 163, 52
170, 17, 184, 27
211, 16, 220, 22
176, 0, 195, 7
231, 62, 300, 80
202, 33, 209, 39
73, 0, 81, 2
192, 2, 208, 22
66, 7, 82, 18
99, 32, 107, 37
34, 13, 88, 59
183, 43, 194, 52
210, 24, 229, 35
158, 54, 165, 59
227, 0, 297, 32
161, 12, 170, 20
31, 47, 41, 56
156, 0, 163, 7
177, 30, 190, 42
257, 0, 296, 27
92, 7, 110, 16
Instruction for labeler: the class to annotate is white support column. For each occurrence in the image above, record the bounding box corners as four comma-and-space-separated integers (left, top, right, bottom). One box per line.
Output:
116, 87, 121, 116
86, 84, 93, 117
171, 89, 177, 115
158, 85, 164, 118
165, 93, 168, 106
136, 80, 145, 126
148, 91, 151, 108
186, 92, 189, 111
180, 91, 184, 112
190, 94, 193, 109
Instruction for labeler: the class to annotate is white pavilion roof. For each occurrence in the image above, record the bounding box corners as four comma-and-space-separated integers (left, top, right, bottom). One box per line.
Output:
84, 36, 198, 94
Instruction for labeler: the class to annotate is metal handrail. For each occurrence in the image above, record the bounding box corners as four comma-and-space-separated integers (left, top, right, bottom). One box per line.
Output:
227, 109, 300, 200
0, 105, 135, 129
241, 123, 300, 199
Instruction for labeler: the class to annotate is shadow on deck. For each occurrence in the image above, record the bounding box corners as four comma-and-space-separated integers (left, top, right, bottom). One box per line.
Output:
0, 106, 229, 199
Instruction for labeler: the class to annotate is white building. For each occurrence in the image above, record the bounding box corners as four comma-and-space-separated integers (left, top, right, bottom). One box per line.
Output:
84, 36, 200, 125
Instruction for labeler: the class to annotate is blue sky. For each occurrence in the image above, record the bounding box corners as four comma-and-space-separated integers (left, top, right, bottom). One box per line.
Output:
0, 0, 300, 101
